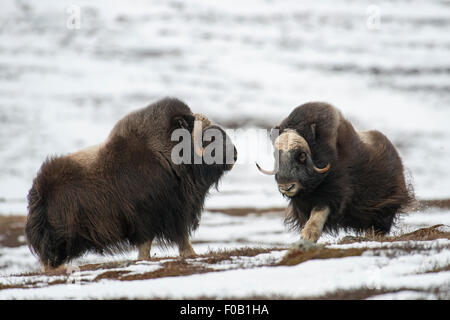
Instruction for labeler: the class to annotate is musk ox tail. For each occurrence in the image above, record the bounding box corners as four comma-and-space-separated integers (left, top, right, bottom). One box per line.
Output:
25, 157, 79, 268
26, 185, 65, 268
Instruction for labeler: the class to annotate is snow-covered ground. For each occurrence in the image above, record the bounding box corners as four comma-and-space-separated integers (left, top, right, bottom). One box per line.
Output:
0, 209, 449, 299
1, 244, 449, 300
0, 0, 449, 300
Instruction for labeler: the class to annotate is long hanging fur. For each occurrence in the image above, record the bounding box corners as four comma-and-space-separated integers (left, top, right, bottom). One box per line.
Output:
25, 98, 235, 268
277, 102, 415, 235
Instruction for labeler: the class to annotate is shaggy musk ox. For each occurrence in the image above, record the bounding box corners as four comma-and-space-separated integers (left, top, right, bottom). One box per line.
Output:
257, 102, 414, 244
26, 98, 237, 269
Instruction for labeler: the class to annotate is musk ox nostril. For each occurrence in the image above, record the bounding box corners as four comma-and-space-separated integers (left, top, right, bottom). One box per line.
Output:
279, 184, 294, 192
278, 182, 299, 195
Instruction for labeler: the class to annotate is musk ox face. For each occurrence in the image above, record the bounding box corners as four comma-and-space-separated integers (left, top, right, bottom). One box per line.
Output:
170, 113, 237, 173
200, 125, 237, 172
257, 128, 331, 198
274, 129, 330, 197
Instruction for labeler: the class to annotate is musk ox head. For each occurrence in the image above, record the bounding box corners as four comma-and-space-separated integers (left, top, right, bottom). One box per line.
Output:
256, 103, 339, 198
112, 97, 237, 172
169, 108, 237, 176
257, 129, 330, 197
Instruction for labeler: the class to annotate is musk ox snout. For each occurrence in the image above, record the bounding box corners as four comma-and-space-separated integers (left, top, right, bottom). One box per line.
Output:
256, 129, 330, 182
278, 182, 302, 197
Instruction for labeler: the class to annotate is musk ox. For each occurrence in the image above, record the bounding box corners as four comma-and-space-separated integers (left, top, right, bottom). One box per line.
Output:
257, 102, 414, 244
25, 97, 237, 269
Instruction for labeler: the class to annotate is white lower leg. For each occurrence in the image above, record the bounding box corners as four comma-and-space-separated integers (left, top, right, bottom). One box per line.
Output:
138, 240, 153, 260
178, 238, 196, 257
301, 206, 330, 243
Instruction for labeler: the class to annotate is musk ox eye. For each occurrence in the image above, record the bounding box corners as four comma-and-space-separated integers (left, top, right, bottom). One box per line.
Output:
299, 152, 307, 163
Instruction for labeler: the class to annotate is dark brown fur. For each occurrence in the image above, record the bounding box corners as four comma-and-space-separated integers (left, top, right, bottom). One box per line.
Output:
25, 98, 235, 268
274, 102, 414, 235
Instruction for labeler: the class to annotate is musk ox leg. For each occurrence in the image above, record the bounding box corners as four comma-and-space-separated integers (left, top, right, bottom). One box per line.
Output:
43, 263, 67, 273
137, 239, 153, 260
301, 206, 330, 243
178, 237, 196, 258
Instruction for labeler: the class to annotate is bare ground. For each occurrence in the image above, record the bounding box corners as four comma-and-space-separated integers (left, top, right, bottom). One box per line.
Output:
207, 199, 450, 217
0, 201, 449, 299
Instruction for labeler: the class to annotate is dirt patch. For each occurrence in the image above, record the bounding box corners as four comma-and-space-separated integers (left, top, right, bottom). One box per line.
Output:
207, 207, 285, 216
424, 265, 450, 273
339, 225, 450, 244
4, 246, 283, 288
0, 216, 26, 247
100, 247, 283, 281
393, 224, 450, 241
279, 247, 366, 266
419, 199, 450, 210
221, 286, 449, 300
120, 259, 215, 281
303, 288, 397, 300
207, 199, 450, 216
200, 247, 284, 264
95, 270, 132, 281
280, 226, 450, 267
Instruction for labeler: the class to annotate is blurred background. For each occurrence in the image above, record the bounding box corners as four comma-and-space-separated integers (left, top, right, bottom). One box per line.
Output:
1, 0, 450, 215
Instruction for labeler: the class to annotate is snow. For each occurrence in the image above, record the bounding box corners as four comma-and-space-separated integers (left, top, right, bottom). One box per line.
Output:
1, 0, 450, 213
0, 243, 448, 299
0, 209, 449, 299
0, 0, 450, 300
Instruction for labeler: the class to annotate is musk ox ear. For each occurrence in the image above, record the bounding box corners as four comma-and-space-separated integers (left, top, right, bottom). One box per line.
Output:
171, 115, 195, 132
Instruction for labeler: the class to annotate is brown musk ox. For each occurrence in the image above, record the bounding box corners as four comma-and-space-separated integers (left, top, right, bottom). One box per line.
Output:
256, 102, 414, 246
25, 97, 237, 269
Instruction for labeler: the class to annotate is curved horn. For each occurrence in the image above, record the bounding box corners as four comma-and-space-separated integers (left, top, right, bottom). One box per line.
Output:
255, 162, 276, 175
192, 114, 211, 157
313, 162, 331, 174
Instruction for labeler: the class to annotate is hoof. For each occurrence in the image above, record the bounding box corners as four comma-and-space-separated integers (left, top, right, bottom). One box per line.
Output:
289, 238, 321, 251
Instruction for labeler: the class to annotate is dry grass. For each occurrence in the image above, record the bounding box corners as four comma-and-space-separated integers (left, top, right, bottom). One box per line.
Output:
2, 237, 448, 297
206, 199, 450, 217
207, 207, 284, 216
120, 259, 215, 281
418, 199, 450, 210
162, 286, 450, 300
279, 247, 366, 266
95, 247, 284, 281
199, 247, 284, 264
279, 225, 450, 267
339, 224, 450, 244
0, 216, 26, 247
392, 224, 450, 241
5, 246, 284, 286
1, 210, 449, 296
